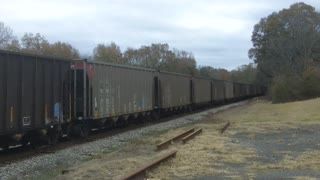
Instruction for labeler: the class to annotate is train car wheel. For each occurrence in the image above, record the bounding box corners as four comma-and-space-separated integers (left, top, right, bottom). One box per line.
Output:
151, 111, 160, 121
47, 126, 60, 145
80, 125, 90, 138
48, 132, 59, 145
104, 119, 114, 130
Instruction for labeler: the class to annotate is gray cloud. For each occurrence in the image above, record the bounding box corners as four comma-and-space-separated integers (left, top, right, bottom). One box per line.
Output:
0, 0, 319, 70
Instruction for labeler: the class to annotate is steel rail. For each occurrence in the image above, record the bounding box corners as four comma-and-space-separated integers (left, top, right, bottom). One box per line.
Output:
120, 150, 178, 180
182, 128, 202, 144
156, 128, 195, 151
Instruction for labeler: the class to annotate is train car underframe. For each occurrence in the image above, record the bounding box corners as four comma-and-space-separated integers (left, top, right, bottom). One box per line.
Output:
0, 123, 62, 149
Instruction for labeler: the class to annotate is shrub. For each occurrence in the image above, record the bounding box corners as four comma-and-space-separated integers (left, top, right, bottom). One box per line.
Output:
271, 66, 320, 103
271, 74, 302, 103
300, 66, 320, 98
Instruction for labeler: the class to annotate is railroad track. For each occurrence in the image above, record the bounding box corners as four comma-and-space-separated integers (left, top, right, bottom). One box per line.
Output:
121, 127, 203, 179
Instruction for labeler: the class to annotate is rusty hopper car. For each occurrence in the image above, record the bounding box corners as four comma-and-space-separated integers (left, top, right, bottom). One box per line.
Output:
0, 50, 71, 148
70, 60, 155, 132
158, 71, 191, 111
212, 79, 225, 104
192, 77, 212, 106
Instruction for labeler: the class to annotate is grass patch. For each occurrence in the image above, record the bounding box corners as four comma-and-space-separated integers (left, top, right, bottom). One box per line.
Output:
212, 98, 320, 134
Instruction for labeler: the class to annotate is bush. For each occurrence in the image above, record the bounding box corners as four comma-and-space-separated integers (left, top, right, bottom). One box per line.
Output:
300, 66, 320, 98
271, 67, 320, 103
271, 74, 302, 103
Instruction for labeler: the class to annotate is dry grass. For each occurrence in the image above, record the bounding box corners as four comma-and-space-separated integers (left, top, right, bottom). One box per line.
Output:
57, 98, 320, 179
213, 98, 320, 134
148, 98, 320, 179
147, 122, 256, 179
57, 144, 174, 180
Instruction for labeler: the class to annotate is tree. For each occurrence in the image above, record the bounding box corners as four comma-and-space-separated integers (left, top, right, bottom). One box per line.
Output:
249, 2, 320, 84
199, 66, 215, 78
199, 66, 231, 80
0, 22, 18, 50
19, 33, 80, 59
231, 63, 257, 84
20, 33, 50, 55
123, 48, 140, 65
174, 50, 198, 76
122, 43, 198, 75
5, 39, 20, 52
94, 42, 198, 75
0, 22, 81, 59
93, 42, 123, 63
250, 2, 320, 102
132, 43, 173, 70
49, 41, 80, 59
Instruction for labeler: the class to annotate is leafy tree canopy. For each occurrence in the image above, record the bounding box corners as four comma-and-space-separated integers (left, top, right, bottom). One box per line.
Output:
249, 2, 320, 84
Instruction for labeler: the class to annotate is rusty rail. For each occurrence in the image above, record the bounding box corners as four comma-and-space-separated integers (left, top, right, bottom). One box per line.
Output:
120, 150, 178, 180
182, 128, 202, 144
220, 122, 230, 134
156, 128, 195, 151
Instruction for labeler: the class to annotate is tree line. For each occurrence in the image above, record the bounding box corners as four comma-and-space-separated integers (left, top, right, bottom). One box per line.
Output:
0, 22, 257, 84
93, 42, 258, 83
93, 42, 198, 76
249, 2, 320, 102
0, 24, 80, 59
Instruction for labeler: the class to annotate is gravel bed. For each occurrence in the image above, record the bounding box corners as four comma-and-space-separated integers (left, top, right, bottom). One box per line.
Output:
0, 100, 248, 180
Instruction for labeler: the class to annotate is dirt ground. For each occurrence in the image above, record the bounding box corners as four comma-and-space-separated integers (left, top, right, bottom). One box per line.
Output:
56, 98, 320, 180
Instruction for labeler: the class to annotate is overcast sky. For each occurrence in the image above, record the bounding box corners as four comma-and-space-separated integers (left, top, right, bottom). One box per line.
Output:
0, 0, 319, 70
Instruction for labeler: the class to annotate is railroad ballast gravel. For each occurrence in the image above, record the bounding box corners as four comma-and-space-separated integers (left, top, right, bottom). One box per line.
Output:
0, 101, 248, 180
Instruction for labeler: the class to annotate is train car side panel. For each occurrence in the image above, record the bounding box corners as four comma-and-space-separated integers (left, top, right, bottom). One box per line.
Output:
224, 81, 234, 101
90, 62, 155, 119
6, 54, 21, 131
0, 53, 6, 131
34, 58, 44, 127
159, 72, 191, 109
21, 56, 36, 129
233, 83, 241, 100
193, 77, 211, 104
0, 50, 71, 136
212, 79, 225, 103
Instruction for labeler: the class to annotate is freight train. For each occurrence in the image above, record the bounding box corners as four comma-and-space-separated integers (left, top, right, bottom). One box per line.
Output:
0, 50, 264, 149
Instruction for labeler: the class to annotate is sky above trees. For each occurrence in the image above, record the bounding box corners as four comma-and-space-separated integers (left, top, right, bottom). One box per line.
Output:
0, 0, 318, 70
